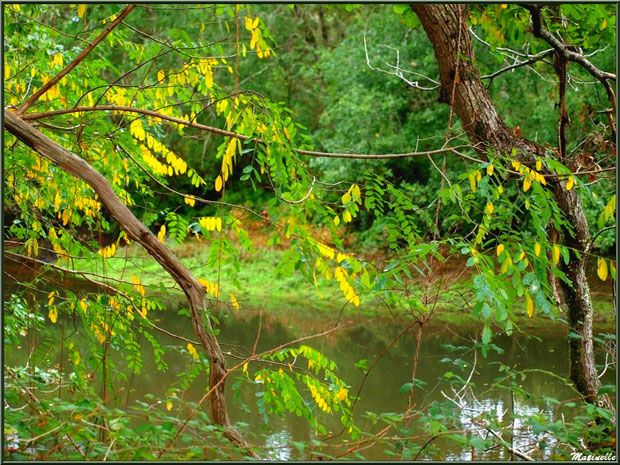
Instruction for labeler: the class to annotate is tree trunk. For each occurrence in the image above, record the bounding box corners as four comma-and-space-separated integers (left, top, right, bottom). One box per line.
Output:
552, 183, 606, 405
4, 110, 252, 447
411, 4, 605, 404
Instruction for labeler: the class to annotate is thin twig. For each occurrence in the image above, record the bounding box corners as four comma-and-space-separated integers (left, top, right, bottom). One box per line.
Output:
17, 5, 136, 114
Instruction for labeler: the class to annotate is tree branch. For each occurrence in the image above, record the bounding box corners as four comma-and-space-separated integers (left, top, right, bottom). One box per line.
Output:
17, 4, 136, 115
23, 105, 480, 162
4, 251, 201, 347
4, 108, 249, 450
482, 49, 554, 86
522, 5, 616, 107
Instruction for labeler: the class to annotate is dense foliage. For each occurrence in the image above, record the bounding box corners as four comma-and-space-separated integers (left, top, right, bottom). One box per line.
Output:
3, 3, 616, 460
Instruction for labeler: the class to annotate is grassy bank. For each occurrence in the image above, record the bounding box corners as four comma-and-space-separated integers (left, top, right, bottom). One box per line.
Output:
80, 237, 616, 330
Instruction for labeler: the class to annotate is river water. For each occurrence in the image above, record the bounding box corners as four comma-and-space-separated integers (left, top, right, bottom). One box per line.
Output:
3, 265, 616, 460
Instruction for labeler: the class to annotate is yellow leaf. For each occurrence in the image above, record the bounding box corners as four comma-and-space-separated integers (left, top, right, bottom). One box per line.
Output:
552, 244, 560, 265
215, 175, 223, 192
187, 343, 199, 360
157, 69, 165, 82
598, 258, 608, 281
536, 159, 542, 171
534, 242, 541, 257
342, 191, 351, 205
205, 66, 213, 88
184, 195, 196, 207
130, 119, 145, 141
62, 208, 71, 225
523, 176, 532, 192
476, 170, 481, 182
333, 215, 340, 226
602, 18, 607, 30
468, 172, 477, 192
486, 201, 494, 215
566, 176, 574, 191
500, 256, 511, 274
496, 244, 504, 256
130, 276, 145, 297
526, 292, 534, 317
538, 173, 546, 185
166, 401, 172, 411
243, 362, 248, 373
157, 225, 166, 243
216, 217, 222, 232
230, 293, 240, 310
244, 16, 253, 30
343, 211, 352, 223
74, 414, 83, 421
78, 4, 86, 18
486, 164, 494, 177
48, 307, 58, 324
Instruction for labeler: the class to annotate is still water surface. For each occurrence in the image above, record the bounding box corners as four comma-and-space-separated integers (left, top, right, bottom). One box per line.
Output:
3, 272, 615, 460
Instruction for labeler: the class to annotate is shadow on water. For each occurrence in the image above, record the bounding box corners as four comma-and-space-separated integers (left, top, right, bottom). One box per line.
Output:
3, 268, 616, 460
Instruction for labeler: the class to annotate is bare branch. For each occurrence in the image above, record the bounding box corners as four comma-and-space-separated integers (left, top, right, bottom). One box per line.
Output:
363, 7, 439, 91
482, 49, 554, 85
522, 5, 616, 107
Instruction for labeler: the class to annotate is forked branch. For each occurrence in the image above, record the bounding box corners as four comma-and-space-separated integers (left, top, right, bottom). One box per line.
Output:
522, 5, 616, 108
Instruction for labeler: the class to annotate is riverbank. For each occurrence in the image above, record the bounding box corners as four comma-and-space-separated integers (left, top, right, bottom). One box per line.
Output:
71, 235, 615, 331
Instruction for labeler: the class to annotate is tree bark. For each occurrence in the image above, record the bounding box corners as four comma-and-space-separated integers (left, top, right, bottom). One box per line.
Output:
411, 4, 606, 405
3, 110, 251, 446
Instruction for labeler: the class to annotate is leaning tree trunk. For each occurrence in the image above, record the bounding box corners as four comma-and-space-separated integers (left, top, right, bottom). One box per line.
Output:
411, 4, 605, 405
3, 110, 251, 448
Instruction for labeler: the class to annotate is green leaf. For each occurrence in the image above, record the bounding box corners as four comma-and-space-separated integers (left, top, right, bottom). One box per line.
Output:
598, 385, 615, 395
469, 436, 488, 450
399, 382, 414, 395
481, 326, 492, 344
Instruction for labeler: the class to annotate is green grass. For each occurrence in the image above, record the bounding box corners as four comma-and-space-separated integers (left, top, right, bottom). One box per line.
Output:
80, 240, 616, 329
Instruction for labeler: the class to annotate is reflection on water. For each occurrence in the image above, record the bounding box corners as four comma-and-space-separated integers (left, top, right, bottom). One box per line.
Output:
446, 397, 559, 461
264, 430, 293, 461
3, 283, 616, 460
